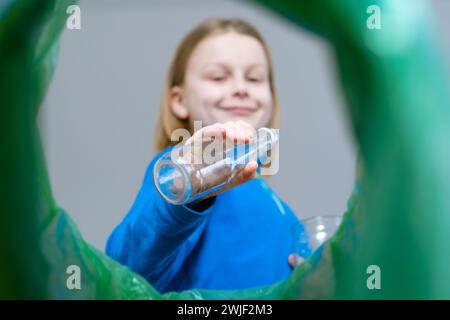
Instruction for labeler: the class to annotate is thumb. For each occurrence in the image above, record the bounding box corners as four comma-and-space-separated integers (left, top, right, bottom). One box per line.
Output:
288, 253, 304, 269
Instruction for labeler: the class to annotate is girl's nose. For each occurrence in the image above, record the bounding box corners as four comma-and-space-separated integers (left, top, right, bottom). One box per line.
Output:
231, 77, 249, 98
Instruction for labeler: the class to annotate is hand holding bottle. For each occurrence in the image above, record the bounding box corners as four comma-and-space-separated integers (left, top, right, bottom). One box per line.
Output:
153, 121, 278, 205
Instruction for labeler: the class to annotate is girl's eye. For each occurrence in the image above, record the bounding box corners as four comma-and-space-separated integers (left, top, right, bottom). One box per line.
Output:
209, 75, 226, 82
247, 77, 263, 83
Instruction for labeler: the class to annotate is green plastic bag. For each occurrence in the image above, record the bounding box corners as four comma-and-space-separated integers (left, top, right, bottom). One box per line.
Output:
1, 0, 450, 299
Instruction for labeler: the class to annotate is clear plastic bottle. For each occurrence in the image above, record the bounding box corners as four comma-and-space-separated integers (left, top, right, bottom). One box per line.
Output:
153, 127, 279, 205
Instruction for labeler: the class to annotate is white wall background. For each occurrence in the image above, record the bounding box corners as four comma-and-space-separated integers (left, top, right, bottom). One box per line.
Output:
41, 0, 450, 250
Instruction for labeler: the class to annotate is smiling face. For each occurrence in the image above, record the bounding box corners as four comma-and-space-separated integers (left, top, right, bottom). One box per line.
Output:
169, 31, 273, 130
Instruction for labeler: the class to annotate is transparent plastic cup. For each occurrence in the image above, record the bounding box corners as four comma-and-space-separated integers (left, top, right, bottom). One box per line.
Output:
153, 127, 279, 205
300, 215, 343, 251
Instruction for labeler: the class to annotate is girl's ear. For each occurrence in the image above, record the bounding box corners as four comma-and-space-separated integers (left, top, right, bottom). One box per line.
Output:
169, 86, 189, 120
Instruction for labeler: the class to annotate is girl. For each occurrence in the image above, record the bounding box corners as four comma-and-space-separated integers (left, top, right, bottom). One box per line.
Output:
106, 18, 310, 293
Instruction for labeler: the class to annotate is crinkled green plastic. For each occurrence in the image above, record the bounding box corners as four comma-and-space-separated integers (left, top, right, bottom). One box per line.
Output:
1, 0, 450, 299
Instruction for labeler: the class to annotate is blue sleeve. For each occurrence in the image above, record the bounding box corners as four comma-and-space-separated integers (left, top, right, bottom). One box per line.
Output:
105, 148, 216, 292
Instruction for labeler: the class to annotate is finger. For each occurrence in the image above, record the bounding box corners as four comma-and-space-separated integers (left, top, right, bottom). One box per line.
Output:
230, 121, 251, 143
236, 120, 256, 141
185, 123, 225, 145
203, 123, 227, 141
288, 254, 304, 268
231, 161, 257, 187
223, 121, 240, 143
224, 121, 252, 144
242, 161, 258, 181
205, 160, 257, 197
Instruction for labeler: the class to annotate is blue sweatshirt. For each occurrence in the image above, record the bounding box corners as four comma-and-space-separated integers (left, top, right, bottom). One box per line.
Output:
106, 148, 311, 293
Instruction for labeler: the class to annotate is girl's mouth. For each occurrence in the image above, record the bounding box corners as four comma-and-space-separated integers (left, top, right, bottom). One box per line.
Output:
216, 105, 257, 116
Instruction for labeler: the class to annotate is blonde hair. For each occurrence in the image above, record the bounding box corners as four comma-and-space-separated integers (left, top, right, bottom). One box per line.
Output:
154, 18, 280, 153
